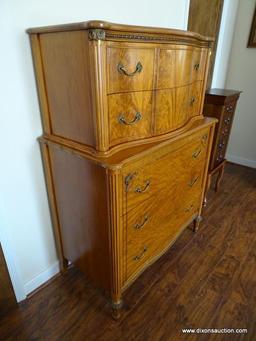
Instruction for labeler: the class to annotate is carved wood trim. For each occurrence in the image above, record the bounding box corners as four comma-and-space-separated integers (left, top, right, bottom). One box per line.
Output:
105, 31, 213, 47
107, 169, 123, 304
88, 29, 106, 40
88, 40, 109, 152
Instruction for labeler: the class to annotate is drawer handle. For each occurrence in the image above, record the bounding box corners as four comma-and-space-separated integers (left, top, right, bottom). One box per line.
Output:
188, 176, 199, 187
194, 63, 200, 70
224, 117, 231, 125
118, 112, 142, 125
190, 97, 196, 106
135, 180, 150, 193
134, 215, 149, 230
133, 246, 148, 261
125, 172, 137, 192
226, 105, 233, 112
218, 141, 225, 149
201, 134, 208, 143
117, 61, 143, 76
192, 149, 201, 159
184, 204, 194, 212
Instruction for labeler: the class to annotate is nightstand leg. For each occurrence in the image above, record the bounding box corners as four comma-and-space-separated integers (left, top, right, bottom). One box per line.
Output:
60, 258, 69, 274
215, 163, 225, 192
193, 215, 203, 232
111, 299, 123, 320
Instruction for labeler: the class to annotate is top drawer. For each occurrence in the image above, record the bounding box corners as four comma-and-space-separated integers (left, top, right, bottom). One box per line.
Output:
107, 46, 154, 94
159, 47, 207, 88
107, 45, 208, 94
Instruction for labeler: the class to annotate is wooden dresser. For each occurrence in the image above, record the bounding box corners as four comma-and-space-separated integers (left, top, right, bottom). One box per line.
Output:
203, 89, 241, 192
28, 21, 216, 319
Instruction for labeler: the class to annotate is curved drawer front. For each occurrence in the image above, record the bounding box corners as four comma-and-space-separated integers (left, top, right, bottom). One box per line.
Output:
156, 47, 207, 89
108, 91, 152, 146
125, 160, 204, 279
154, 81, 203, 135
107, 46, 154, 94
123, 128, 210, 213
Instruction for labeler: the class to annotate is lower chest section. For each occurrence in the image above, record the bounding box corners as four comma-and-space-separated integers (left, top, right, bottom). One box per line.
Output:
120, 127, 211, 285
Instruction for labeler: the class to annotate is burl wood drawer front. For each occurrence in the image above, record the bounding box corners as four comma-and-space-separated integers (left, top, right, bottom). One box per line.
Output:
154, 81, 203, 134
108, 91, 152, 146
156, 47, 207, 89
175, 48, 207, 86
107, 46, 154, 94
125, 163, 203, 279
124, 128, 209, 213
188, 81, 203, 117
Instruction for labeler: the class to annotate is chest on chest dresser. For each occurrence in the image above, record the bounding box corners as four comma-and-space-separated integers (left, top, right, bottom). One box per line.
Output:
28, 21, 216, 319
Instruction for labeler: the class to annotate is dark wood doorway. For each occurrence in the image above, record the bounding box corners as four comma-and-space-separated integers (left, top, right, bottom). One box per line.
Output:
188, 0, 224, 88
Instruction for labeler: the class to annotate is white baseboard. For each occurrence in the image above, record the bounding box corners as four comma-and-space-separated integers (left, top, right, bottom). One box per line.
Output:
24, 261, 60, 295
227, 154, 256, 169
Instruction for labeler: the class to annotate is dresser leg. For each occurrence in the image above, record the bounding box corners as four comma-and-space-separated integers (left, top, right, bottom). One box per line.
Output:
111, 299, 123, 320
193, 215, 203, 232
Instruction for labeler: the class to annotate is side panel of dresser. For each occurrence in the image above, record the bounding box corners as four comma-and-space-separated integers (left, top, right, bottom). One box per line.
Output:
39, 141, 124, 301
30, 32, 102, 148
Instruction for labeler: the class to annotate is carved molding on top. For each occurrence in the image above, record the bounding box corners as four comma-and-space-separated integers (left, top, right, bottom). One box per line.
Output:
87, 28, 212, 46
88, 29, 106, 40
105, 31, 212, 47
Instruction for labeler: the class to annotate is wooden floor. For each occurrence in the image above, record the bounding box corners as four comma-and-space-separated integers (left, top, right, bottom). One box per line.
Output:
1, 163, 256, 341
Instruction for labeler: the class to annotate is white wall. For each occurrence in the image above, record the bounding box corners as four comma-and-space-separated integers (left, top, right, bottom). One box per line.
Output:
225, 0, 256, 168
0, 0, 190, 298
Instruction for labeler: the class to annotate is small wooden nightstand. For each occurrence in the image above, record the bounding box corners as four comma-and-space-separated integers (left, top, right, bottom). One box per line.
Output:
203, 88, 241, 192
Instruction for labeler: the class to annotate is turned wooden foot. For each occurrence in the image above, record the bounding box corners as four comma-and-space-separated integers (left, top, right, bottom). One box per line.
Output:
193, 215, 203, 232
111, 300, 123, 320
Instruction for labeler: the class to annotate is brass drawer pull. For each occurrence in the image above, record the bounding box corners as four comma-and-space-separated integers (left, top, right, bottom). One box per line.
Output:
192, 149, 201, 159
125, 172, 137, 192
185, 204, 194, 212
135, 180, 150, 193
190, 97, 196, 106
188, 176, 199, 187
134, 215, 149, 229
218, 141, 225, 149
222, 128, 229, 135
118, 112, 142, 125
133, 246, 148, 261
201, 134, 208, 143
224, 117, 231, 125
226, 105, 233, 112
117, 61, 143, 76
194, 63, 200, 70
